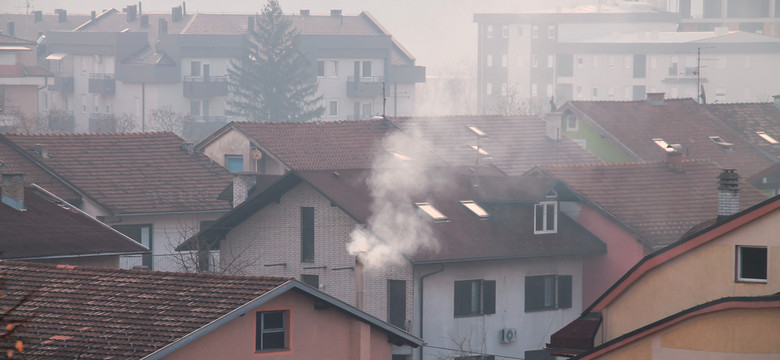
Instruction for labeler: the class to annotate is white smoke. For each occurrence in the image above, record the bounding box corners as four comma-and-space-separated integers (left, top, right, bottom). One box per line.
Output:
347, 128, 447, 268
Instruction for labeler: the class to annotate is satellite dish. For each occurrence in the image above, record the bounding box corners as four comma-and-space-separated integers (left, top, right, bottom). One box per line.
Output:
251, 149, 263, 160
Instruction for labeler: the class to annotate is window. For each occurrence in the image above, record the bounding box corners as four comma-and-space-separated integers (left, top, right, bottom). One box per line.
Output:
532, 55, 539, 68
525, 275, 572, 312
190, 61, 201, 76
531, 83, 538, 97
486, 83, 492, 96
592, 87, 598, 98
534, 201, 557, 234
225, 155, 244, 172
461, 200, 489, 218
486, 54, 493, 67
81, 94, 87, 113
114, 224, 153, 269
608, 86, 614, 98
362, 103, 372, 118
532, 25, 538, 38
301, 207, 314, 262
576, 57, 583, 68
565, 114, 578, 131
501, 25, 508, 38
317, 60, 325, 77
362, 60, 372, 77
546, 84, 553, 97
470, 145, 490, 156
486, 25, 493, 38
467, 126, 486, 137
547, 25, 555, 39
501, 54, 507, 68
525, 350, 554, 360
301, 274, 319, 288
416, 202, 448, 221
624, 55, 631, 69
388, 280, 406, 329
737, 246, 767, 282
608, 55, 615, 68
256, 311, 288, 352
329, 100, 338, 117
454, 280, 496, 317
190, 100, 201, 116
757, 131, 779, 144
547, 55, 553, 68
330, 60, 338, 77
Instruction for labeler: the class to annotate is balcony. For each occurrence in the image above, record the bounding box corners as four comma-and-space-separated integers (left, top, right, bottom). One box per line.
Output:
183, 76, 229, 98
48, 110, 75, 132
48, 74, 74, 93
347, 76, 384, 98
89, 73, 116, 95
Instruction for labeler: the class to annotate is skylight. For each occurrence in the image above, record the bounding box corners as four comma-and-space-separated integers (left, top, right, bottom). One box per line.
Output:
460, 200, 489, 218
467, 126, 487, 137
652, 138, 672, 151
415, 202, 448, 221
709, 136, 734, 147
387, 149, 412, 161
470, 145, 490, 156
757, 131, 778, 144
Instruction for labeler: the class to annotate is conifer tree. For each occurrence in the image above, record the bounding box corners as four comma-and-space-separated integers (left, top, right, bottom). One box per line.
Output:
228, 0, 324, 122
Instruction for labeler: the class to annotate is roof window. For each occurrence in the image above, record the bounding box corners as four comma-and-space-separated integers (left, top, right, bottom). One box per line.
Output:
652, 138, 672, 151
756, 131, 778, 144
470, 145, 490, 156
460, 200, 489, 218
415, 202, 448, 221
709, 136, 734, 150
387, 149, 412, 161
467, 126, 487, 137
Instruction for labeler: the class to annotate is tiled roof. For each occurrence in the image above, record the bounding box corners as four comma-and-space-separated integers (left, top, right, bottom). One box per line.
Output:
0, 138, 82, 202
0, 187, 147, 260
0, 261, 289, 359
392, 115, 602, 175
566, 98, 774, 177
538, 160, 769, 247
704, 102, 780, 160
226, 120, 445, 170
0, 14, 92, 42
2, 132, 232, 214
0, 33, 35, 45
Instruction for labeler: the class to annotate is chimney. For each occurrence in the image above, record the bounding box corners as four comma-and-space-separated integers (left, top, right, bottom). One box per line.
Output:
182, 1, 187, 15
181, 142, 194, 154
55, 9, 67, 23
773, 95, 780, 110
138, 1, 143, 16
171, 6, 182, 22
34, 143, 49, 158
127, 5, 137, 22
665, 146, 683, 172
717, 169, 740, 217
1, 173, 25, 211
91, 11, 96, 21
232, 173, 256, 207
545, 112, 562, 141
33, 11, 43, 23
330, 9, 342, 17
7, 21, 14, 36
646, 92, 665, 105
158, 18, 168, 38
140, 14, 149, 28
300, 9, 310, 16
247, 16, 254, 33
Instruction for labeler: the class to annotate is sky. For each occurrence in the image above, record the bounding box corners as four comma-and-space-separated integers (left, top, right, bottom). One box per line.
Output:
0, 0, 582, 74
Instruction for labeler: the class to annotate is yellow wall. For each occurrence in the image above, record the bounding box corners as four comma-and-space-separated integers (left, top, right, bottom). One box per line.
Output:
601, 207, 780, 342
596, 308, 780, 360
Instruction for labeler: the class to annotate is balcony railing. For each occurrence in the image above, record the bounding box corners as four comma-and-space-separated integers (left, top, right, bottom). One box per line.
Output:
89, 73, 116, 95
183, 76, 229, 98
48, 73, 74, 93
347, 76, 384, 98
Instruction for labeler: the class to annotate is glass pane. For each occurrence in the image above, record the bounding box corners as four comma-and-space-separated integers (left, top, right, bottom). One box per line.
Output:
263, 312, 284, 329
470, 281, 480, 313
535, 204, 544, 231
543, 276, 555, 307
262, 331, 285, 350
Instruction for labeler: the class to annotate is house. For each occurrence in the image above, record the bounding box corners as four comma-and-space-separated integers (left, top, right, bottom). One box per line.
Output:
0, 174, 147, 267
558, 94, 775, 176
531, 157, 768, 304
0, 131, 232, 271
546, 193, 780, 359
0, 33, 51, 130
0, 260, 421, 359
184, 166, 605, 360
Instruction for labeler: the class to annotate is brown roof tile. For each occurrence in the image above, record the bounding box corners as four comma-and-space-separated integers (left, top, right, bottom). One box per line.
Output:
566, 99, 774, 177
2, 132, 231, 214
0, 261, 289, 359
0, 187, 147, 259
0, 138, 82, 202
704, 102, 780, 160
539, 160, 769, 247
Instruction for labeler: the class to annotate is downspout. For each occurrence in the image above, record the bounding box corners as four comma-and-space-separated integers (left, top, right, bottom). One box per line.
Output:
141, 82, 146, 131
418, 263, 444, 360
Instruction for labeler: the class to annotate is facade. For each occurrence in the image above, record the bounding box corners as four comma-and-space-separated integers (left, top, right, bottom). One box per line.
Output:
0, 260, 421, 360
0, 33, 51, 130
547, 194, 780, 358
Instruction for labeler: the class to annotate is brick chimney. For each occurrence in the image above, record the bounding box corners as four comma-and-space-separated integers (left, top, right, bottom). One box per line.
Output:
171, 6, 183, 22
232, 173, 256, 207
717, 169, 739, 217
55, 9, 67, 23
545, 112, 562, 141
7, 21, 15, 36
1, 173, 25, 211
158, 18, 168, 38
33, 11, 43, 23
646, 92, 665, 105
126, 5, 137, 22
666, 146, 683, 172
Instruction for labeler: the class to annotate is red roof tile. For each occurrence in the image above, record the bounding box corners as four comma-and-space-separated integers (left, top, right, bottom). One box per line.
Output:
704, 102, 780, 160
566, 99, 774, 176
538, 160, 768, 247
0, 138, 82, 202
0, 187, 147, 259
2, 132, 231, 214
0, 261, 289, 359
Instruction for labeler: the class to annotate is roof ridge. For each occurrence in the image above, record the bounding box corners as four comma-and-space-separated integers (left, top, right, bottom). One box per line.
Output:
541, 159, 716, 168
3, 131, 178, 137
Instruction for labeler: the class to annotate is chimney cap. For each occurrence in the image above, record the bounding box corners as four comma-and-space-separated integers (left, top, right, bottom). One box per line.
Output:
330, 9, 342, 16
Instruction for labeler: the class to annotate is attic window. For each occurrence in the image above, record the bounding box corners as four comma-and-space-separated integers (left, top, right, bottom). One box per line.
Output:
460, 200, 489, 218
736, 246, 767, 283
416, 202, 448, 221
653, 138, 670, 150
387, 149, 412, 161
709, 136, 734, 149
757, 131, 778, 144
470, 145, 490, 156
534, 201, 557, 234
467, 126, 487, 137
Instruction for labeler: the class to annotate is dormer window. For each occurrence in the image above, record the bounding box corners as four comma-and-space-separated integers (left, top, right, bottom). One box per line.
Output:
534, 201, 557, 234
416, 202, 448, 221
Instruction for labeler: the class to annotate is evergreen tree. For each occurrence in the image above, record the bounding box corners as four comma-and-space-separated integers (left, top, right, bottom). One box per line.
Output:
227, 0, 324, 122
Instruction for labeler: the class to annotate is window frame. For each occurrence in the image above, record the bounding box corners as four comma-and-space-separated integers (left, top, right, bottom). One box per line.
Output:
454, 279, 496, 318
524, 275, 572, 312
255, 310, 289, 352
224, 155, 244, 173
301, 207, 315, 262
387, 279, 407, 329
534, 201, 558, 234
301, 274, 319, 288
317, 60, 325, 78
736, 246, 768, 283
113, 224, 153, 269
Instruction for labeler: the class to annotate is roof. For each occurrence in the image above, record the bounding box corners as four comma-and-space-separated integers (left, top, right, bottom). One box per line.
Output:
200, 120, 446, 171
0, 137, 83, 203
564, 98, 774, 177
1, 132, 232, 215
0, 33, 35, 45
0, 13, 92, 42
569, 30, 780, 44
392, 115, 602, 175
0, 261, 420, 359
705, 102, 780, 161
0, 186, 147, 260
537, 160, 768, 247
190, 168, 605, 263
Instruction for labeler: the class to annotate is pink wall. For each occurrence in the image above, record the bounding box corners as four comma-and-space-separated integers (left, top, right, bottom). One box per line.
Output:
573, 204, 648, 306
163, 290, 395, 360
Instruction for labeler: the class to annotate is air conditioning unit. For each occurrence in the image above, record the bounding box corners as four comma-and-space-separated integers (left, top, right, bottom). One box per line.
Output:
499, 328, 518, 343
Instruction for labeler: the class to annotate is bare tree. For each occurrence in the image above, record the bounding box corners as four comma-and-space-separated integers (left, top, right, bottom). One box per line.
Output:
487, 84, 550, 116
164, 219, 260, 275
0, 111, 43, 134
148, 106, 189, 135
112, 113, 137, 133
0, 276, 35, 359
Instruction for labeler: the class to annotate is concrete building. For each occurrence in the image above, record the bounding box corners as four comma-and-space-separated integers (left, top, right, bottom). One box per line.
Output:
0, 33, 51, 130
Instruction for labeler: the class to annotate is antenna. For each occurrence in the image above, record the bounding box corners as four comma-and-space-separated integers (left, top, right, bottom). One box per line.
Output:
695, 46, 716, 104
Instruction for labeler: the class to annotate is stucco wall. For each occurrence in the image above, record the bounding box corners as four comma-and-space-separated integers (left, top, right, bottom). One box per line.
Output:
201, 129, 286, 175
602, 207, 780, 342
162, 290, 395, 360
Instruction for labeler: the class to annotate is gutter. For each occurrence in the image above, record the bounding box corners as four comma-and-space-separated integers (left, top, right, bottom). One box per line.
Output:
9, 250, 147, 261
418, 263, 444, 360
115, 209, 229, 217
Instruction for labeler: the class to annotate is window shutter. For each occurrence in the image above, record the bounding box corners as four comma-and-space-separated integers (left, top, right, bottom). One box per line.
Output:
557, 275, 572, 309
525, 276, 544, 312
482, 280, 496, 315
454, 281, 470, 316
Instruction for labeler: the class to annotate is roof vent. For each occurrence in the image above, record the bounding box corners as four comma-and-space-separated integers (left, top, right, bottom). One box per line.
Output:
330, 9, 342, 17
34, 143, 49, 158
181, 142, 194, 154
300, 9, 310, 16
